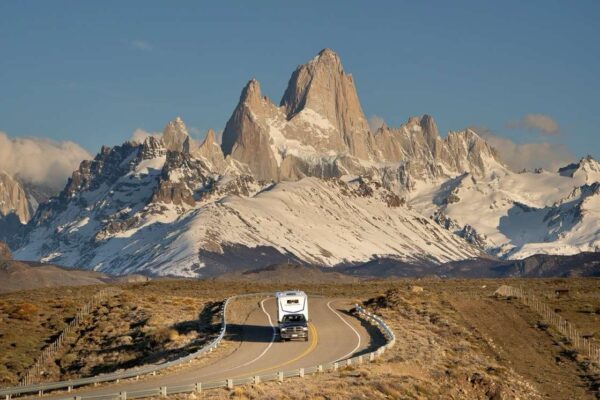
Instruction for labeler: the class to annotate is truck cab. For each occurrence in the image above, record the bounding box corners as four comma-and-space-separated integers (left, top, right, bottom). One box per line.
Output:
276, 291, 309, 341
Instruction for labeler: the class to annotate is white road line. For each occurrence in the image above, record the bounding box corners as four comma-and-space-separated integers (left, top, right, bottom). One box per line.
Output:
218, 297, 276, 373
327, 300, 362, 362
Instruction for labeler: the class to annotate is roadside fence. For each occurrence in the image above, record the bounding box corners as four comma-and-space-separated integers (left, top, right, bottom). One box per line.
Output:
19, 287, 123, 386
495, 285, 600, 364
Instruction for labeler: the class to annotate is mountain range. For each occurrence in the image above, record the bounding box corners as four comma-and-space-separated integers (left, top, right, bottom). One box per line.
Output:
4, 49, 600, 277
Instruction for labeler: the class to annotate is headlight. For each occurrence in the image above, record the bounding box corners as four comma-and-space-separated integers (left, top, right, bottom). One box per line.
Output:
281, 328, 287, 332
302, 327, 308, 331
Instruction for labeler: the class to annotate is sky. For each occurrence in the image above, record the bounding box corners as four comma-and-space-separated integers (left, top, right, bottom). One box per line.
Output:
1, 1, 599, 172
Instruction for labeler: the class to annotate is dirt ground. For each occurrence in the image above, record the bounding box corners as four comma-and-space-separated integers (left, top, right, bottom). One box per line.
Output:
451, 296, 594, 399
2, 278, 600, 399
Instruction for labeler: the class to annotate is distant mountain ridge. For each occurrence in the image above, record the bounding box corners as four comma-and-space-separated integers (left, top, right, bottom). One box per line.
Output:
8, 48, 600, 277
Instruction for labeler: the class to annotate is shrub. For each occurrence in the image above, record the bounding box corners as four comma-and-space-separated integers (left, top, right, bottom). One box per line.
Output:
10, 303, 39, 320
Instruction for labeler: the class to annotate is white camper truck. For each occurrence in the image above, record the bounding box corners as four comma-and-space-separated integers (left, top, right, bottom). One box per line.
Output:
276, 291, 309, 341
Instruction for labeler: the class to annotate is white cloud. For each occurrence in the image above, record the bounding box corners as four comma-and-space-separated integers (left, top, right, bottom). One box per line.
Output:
507, 113, 560, 136
473, 127, 574, 171
130, 128, 161, 143
0, 132, 91, 191
368, 115, 385, 133
131, 39, 153, 51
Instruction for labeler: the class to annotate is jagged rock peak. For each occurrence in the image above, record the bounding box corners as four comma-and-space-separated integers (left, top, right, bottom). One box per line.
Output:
420, 114, 439, 145
203, 129, 218, 145
280, 48, 371, 158
194, 129, 226, 172
0, 171, 31, 223
163, 116, 190, 153
240, 78, 263, 106
307, 48, 343, 70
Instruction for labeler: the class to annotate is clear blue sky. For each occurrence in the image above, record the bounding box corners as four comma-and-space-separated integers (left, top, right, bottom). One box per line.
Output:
1, 1, 599, 161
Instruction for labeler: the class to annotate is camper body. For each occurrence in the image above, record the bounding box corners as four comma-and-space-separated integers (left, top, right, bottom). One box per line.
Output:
276, 291, 309, 341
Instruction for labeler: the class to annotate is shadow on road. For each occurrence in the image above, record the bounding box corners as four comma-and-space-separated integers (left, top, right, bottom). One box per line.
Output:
338, 308, 387, 358
225, 323, 275, 343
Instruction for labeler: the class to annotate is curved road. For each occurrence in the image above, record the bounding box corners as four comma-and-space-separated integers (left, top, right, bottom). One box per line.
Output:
40, 296, 383, 399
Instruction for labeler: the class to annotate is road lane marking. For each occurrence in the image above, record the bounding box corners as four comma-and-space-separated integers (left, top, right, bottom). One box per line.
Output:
208, 297, 276, 377
327, 300, 362, 361
234, 322, 318, 378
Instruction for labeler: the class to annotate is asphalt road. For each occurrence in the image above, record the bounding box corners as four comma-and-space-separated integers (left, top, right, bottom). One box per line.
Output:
40, 296, 383, 399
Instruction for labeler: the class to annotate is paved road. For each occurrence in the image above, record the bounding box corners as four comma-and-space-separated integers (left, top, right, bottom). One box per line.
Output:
40, 296, 382, 399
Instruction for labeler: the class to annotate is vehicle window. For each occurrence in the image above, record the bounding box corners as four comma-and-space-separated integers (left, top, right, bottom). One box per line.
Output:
282, 314, 306, 323
286, 299, 299, 304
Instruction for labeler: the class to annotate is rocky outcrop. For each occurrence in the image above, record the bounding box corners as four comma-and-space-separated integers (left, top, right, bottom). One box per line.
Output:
193, 129, 226, 172
0, 171, 32, 223
163, 117, 190, 153
222, 49, 501, 191
151, 151, 214, 206
280, 48, 373, 159
221, 79, 281, 180
0, 241, 11, 260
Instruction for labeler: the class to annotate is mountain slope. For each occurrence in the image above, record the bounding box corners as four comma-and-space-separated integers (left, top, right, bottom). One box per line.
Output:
15, 130, 481, 277
410, 156, 600, 259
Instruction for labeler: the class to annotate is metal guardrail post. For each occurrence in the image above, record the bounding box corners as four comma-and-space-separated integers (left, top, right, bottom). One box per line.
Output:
194, 383, 202, 393
226, 379, 233, 389
119, 391, 126, 400
299, 368, 305, 378
159, 386, 167, 397
253, 376, 260, 385
277, 372, 284, 382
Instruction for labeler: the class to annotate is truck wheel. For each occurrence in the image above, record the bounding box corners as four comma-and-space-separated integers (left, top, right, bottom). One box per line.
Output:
304, 336, 308, 342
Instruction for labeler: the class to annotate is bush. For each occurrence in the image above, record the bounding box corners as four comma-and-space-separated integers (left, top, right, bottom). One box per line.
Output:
10, 303, 39, 320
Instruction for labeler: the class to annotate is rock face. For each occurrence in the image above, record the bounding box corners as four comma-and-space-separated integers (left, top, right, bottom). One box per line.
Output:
222, 49, 501, 189
0, 171, 32, 223
0, 241, 11, 260
193, 129, 226, 172
280, 48, 373, 159
163, 117, 190, 153
222, 50, 378, 181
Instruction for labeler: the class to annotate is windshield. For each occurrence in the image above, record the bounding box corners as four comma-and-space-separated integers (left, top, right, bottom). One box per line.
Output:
282, 314, 306, 323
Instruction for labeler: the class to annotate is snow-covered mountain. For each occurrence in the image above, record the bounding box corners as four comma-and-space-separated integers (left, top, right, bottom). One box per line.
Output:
15, 119, 481, 276
12, 48, 600, 276
409, 154, 600, 259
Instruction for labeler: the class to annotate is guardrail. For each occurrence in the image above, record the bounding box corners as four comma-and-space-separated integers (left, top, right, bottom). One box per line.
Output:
1, 294, 395, 400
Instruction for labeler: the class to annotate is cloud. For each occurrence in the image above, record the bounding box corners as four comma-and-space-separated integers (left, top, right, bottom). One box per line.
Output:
506, 113, 560, 136
472, 126, 574, 172
130, 128, 161, 143
131, 40, 153, 51
368, 115, 385, 133
0, 132, 91, 192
